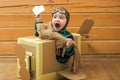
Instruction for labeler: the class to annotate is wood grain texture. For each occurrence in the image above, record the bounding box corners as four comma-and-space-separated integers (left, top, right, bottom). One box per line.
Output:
0, 0, 119, 55
0, 55, 120, 80
0, 14, 120, 27
81, 41, 120, 54
0, 28, 34, 41
0, 5, 120, 14
1, 40, 120, 55
1, 27, 120, 41
0, 42, 16, 55
0, 0, 119, 14
68, 27, 120, 40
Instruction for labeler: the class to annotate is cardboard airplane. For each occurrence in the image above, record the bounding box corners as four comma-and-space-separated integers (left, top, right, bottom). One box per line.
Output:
16, 5, 94, 80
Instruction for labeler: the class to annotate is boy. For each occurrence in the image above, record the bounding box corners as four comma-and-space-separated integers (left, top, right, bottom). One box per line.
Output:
35, 7, 75, 64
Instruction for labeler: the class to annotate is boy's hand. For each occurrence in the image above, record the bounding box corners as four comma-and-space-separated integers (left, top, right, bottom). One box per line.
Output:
66, 38, 75, 48
35, 14, 42, 22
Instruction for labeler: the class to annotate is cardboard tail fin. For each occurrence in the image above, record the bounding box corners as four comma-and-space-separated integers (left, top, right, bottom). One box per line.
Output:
78, 19, 94, 38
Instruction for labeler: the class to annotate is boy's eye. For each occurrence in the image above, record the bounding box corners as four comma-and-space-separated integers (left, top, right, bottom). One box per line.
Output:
53, 16, 57, 18
60, 16, 63, 19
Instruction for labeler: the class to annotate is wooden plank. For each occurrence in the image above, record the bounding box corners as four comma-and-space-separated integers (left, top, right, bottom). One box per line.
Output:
67, 27, 120, 40
38, 0, 120, 13
75, 0, 120, 7
0, 42, 16, 55
0, 0, 119, 14
0, 6, 33, 14
0, 57, 17, 80
0, 13, 120, 27
0, 5, 120, 14
43, 0, 120, 13
33, 0, 120, 7
32, 0, 80, 6
87, 27, 120, 40
0, 15, 35, 27
69, 13, 120, 27
0, 0, 31, 7
68, 7, 120, 13
1, 0, 119, 7
81, 41, 120, 54
0, 55, 120, 80
0, 28, 34, 41
0, 27, 120, 41
1, 40, 120, 55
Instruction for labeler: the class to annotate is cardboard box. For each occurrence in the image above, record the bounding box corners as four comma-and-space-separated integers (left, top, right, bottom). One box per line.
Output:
17, 33, 81, 80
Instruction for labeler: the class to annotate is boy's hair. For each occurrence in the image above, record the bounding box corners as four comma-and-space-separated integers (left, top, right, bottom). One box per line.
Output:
52, 7, 70, 27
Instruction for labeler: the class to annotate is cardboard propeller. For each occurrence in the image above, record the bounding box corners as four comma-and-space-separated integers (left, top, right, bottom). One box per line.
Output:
15, 44, 30, 80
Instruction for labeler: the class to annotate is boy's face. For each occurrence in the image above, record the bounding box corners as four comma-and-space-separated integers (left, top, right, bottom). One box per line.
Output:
52, 12, 67, 31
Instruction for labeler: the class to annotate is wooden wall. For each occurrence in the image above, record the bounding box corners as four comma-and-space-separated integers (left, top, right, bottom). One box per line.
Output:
0, 0, 120, 55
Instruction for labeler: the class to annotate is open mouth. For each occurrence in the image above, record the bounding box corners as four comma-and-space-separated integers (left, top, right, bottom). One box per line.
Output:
55, 23, 60, 28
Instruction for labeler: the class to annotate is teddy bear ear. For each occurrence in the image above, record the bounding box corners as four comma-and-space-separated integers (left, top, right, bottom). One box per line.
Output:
44, 24, 48, 29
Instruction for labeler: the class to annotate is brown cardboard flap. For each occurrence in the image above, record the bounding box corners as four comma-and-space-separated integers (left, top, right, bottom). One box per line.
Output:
78, 19, 94, 35
58, 68, 86, 80
43, 40, 73, 74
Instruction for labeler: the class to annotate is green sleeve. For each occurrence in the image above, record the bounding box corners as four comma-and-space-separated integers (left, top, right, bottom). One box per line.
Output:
65, 44, 74, 56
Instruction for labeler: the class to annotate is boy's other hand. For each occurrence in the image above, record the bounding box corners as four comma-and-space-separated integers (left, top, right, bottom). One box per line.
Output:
66, 38, 74, 48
